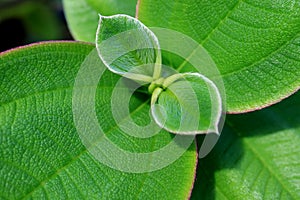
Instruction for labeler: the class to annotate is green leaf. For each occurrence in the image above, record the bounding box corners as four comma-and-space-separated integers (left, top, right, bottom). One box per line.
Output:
85, 0, 137, 15
0, 42, 197, 199
63, 0, 137, 42
137, 0, 300, 113
151, 73, 222, 134
96, 14, 161, 82
191, 91, 300, 199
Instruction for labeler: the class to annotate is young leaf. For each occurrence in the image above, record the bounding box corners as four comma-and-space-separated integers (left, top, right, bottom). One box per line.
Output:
0, 42, 197, 199
63, 0, 137, 42
138, 0, 300, 113
151, 73, 222, 134
96, 14, 162, 82
191, 91, 300, 199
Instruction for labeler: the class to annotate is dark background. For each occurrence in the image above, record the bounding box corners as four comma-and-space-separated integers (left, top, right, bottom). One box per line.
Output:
0, 0, 72, 52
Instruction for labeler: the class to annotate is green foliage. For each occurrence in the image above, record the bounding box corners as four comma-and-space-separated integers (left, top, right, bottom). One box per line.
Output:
192, 92, 300, 199
1, 0, 299, 199
96, 14, 222, 134
96, 14, 160, 80
0, 42, 197, 199
151, 73, 222, 134
63, 0, 137, 42
138, 0, 300, 113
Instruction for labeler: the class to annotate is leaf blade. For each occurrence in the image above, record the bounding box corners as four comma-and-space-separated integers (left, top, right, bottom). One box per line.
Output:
151, 73, 222, 134
63, 0, 137, 42
96, 14, 161, 82
137, 0, 300, 112
0, 42, 197, 199
191, 92, 300, 199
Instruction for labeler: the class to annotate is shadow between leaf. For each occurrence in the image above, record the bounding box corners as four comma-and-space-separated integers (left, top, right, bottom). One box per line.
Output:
190, 91, 300, 199
190, 124, 244, 200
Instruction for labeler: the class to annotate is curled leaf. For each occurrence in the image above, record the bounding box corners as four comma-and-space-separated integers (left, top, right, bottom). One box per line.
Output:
151, 73, 222, 135
96, 14, 162, 82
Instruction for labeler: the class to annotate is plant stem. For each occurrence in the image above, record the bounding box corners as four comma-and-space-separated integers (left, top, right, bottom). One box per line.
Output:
152, 52, 162, 80
163, 73, 183, 88
151, 87, 163, 105
123, 73, 153, 83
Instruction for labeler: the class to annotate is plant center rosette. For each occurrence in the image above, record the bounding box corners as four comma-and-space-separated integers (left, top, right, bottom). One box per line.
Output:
96, 14, 223, 135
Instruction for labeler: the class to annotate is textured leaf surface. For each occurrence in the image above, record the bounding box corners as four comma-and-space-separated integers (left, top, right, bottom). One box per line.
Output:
0, 42, 197, 199
151, 73, 222, 134
63, 0, 137, 42
137, 0, 300, 113
191, 91, 300, 199
96, 14, 161, 81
